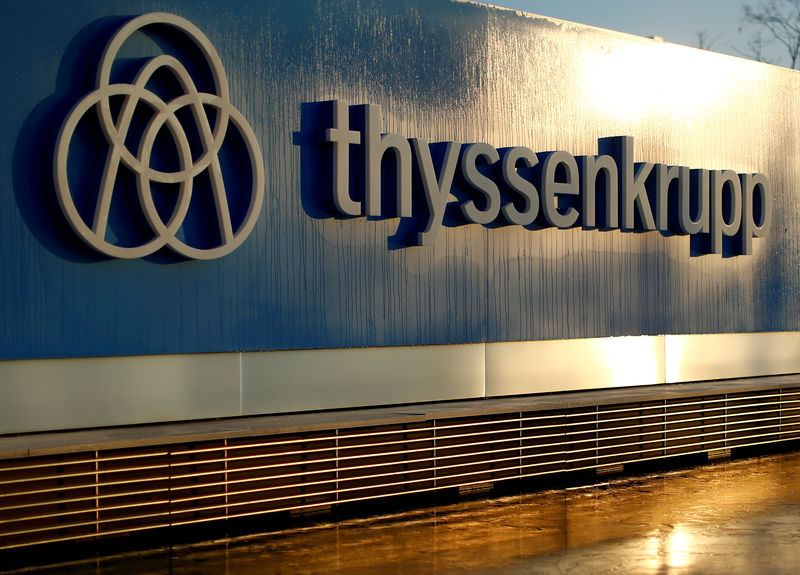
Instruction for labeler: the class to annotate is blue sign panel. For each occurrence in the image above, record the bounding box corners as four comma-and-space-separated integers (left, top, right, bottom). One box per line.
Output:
1, 0, 799, 360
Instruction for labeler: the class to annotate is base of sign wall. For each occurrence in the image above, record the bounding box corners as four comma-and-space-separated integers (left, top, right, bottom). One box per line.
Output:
485, 335, 667, 396
1, 332, 798, 434
240, 344, 486, 415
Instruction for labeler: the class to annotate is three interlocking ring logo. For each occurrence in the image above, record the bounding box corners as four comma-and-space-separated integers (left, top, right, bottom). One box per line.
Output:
54, 12, 264, 259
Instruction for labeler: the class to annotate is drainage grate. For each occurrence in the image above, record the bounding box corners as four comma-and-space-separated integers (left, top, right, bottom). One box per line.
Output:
1, 387, 800, 550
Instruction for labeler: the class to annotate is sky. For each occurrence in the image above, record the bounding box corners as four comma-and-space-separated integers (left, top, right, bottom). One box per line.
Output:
479, 1, 788, 67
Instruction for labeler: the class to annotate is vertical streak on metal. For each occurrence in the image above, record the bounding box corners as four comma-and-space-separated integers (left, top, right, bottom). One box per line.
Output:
168, 448, 173, 528
562, 411, 568, 471
224, 540, 230, 575
433, 419, 438, 489
300, 437, 307, 507
94, 451, 99, 536
594, 406, 600, 468
224, 438, 229, 519
662, 399, 668, 458
724, 394, 729, 449
518, 412, 522, 479
335, 429, 340, 504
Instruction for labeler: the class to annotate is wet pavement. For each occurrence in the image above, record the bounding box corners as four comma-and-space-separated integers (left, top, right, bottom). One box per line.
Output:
6, 450, 800, 574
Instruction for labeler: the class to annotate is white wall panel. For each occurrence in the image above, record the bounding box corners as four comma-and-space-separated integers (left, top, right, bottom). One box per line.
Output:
241, 344, 486, 415
485, 336, 666, 397
2, 332, 799, 434
0, 354, 240, 434
665, 332, 800, 383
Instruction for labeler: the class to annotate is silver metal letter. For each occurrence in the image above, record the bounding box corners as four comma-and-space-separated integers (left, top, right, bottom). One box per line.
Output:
540, 151, 579, 229
500, 146, 539, 226
579, 154, 618, 229
459, 143, 501, 225
412, 139, 461, 246
680, 170, 710, 235
709, 170, 742, 254
322, 100, 361, 216
739, 173, 772, 255
364, 104, 412, 218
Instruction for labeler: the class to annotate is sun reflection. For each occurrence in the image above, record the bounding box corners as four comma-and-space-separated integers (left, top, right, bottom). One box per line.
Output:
667, 525, 693, 568
596, 335, 663, 387
645, 525, 695, 569
578, 39, 758, 125
645, 533, 661, 568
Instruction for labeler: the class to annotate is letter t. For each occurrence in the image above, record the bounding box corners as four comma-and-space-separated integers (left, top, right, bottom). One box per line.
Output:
320, 100, 361, 216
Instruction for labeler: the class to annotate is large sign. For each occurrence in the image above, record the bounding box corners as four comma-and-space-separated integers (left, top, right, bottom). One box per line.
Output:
311, 99, 772, 255
1, 1, 798, 362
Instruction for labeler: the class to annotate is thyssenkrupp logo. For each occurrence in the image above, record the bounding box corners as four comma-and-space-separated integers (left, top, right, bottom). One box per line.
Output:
54, 12, 264, 259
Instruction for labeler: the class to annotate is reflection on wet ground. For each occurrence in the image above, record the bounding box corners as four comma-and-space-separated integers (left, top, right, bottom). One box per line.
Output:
8, 450, 800, 574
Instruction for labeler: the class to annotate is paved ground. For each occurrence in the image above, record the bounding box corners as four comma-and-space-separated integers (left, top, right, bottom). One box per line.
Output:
6, 449, 800, 574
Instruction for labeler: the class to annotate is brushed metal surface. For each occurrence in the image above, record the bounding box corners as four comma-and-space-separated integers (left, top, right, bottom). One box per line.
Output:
1, 1, 798, 361
2, 1, 800, 433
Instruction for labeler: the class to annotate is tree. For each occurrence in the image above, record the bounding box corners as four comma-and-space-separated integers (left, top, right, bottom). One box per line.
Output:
740, 0, 800, 68
696, 30, 721, 50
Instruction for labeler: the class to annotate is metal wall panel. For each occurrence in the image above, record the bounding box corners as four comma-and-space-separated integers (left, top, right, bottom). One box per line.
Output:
0, 353, 240, 434
1, 332, 799, 434
241, 344, 486, 414
485, 336, 666, 396
665, 332, 800, 383
2, 1, 800, 433
1, 1, 798, 362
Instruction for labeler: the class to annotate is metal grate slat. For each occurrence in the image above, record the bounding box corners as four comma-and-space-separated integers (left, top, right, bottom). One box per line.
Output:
1, 387, 799, 550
